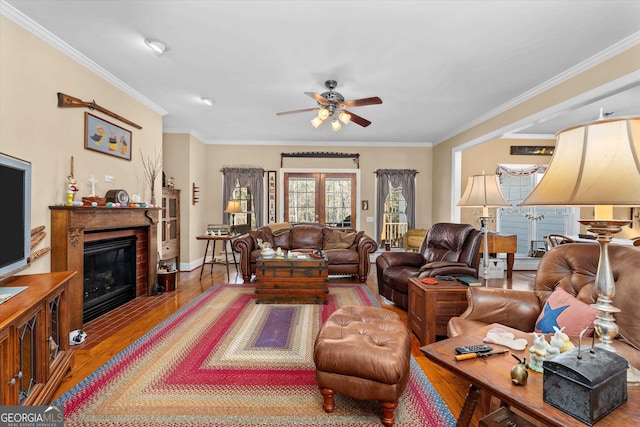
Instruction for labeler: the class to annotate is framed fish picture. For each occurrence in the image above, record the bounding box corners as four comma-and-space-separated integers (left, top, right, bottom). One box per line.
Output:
84, 112, 132, 160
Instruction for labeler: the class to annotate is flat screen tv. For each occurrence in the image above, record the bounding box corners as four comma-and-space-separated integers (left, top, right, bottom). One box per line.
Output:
0, 152, 32, 281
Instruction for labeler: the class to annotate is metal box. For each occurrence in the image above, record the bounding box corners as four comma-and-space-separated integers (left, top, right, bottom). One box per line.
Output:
543, 346, 628, 425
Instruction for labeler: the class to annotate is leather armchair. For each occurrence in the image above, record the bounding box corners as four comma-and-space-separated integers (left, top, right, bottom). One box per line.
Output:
448, 243, 640, 369
376, 223, 482, 310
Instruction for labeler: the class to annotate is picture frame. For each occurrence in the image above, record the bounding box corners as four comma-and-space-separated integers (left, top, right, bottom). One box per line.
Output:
267, 170, 277, 223
84, 112, 132, 160
510, 145, 554, 156
361, 200, 369, 210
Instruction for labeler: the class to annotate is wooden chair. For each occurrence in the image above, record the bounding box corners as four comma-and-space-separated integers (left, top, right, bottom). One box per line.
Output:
404, 228, 428, 252
545, 234, 575, 249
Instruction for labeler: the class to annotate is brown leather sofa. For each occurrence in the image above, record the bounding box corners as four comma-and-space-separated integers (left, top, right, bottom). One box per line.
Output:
232, 223, 378, 282
376, 223, 483, 310
448, 243, 640, 369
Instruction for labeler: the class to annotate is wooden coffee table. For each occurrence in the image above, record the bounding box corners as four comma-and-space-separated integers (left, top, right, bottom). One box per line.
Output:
408, 277, 469, 345
255, 255, 328, 304
421, 323, 640, 426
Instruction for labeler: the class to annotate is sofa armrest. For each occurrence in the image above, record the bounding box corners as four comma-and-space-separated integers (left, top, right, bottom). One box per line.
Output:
232, 234, 254, 282
356, 234, 378, 281
376, 251, 425, 269
457, 287, 541, 332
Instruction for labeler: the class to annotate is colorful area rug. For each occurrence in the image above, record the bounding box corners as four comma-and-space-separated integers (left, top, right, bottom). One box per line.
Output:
55, 284, 455, 426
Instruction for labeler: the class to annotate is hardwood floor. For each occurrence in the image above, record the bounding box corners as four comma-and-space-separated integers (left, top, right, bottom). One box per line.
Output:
51, 261, 536, 426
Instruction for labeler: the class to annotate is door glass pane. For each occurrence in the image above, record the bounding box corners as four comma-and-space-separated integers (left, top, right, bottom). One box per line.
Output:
325, 177, 352, 226
287, 177, 316, 222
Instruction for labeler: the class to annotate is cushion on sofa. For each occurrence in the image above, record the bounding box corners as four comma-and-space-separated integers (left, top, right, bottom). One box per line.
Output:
324, 230, 357, 249
290, 223, 323, 249
534, 287, 599, 337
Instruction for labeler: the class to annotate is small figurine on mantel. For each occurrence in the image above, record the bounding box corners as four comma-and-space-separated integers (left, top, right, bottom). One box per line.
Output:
66, 176, 79, 206
66, 156, 79, 206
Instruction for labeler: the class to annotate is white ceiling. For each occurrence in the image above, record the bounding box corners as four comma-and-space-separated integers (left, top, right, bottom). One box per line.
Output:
3, 0, 640, 146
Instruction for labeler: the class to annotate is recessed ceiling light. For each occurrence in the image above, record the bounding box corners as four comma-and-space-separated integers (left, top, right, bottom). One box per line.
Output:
144, 39, 166, 56
201, 97, 214, 106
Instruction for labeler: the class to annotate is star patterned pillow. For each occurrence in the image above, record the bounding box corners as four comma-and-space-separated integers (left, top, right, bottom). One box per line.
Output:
535, 287, 599, 337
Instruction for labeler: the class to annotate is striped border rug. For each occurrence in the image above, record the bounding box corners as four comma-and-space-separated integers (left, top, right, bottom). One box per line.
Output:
55, 284, 455, 426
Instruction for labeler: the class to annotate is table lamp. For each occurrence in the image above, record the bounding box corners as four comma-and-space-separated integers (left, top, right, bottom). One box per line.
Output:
520, 116, 640, 352
224, 200, 243, 232
457, 172, 511, 280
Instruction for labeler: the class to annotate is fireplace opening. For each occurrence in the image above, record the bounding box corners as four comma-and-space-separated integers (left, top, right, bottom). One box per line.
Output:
83, 235, 137, 323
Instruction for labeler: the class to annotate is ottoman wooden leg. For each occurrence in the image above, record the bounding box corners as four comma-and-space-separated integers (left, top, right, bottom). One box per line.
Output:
319, 387, 335, 413
380, 401, 398, 427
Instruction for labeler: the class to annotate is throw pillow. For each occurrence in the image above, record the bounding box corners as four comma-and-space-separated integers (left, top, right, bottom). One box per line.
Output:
535, 287, 599, 336
324, 231, 357, 250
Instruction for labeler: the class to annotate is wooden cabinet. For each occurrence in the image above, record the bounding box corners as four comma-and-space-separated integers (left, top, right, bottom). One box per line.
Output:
0, 271, 76, 405
161, 188, 180, 267
408, 278, 469, 345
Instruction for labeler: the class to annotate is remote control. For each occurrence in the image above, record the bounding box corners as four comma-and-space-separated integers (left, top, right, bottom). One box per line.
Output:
435, 275, 454, 281
455, 344, 493, 355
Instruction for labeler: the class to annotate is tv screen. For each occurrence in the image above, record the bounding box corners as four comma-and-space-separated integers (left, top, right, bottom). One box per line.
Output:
0, 152, 31, 280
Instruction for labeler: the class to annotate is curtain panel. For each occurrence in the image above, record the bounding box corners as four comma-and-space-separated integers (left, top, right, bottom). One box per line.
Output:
222, 167, 265, 228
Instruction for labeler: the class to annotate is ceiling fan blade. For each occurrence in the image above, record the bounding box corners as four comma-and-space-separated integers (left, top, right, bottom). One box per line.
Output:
276, 107, 319, 116
340, 96, 382, 108
304, 92, 330, 106
344, 110, 371, 127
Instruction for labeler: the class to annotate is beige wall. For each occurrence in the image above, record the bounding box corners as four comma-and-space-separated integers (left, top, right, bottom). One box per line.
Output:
459, 138, 554, 229
1, 17, 164, 275
433, 45, 640, 226
162, 142, 434, 269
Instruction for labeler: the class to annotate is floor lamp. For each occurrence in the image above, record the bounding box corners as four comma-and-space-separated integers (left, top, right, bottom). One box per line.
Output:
520, 116, 640, 352
457, 172, 511, 280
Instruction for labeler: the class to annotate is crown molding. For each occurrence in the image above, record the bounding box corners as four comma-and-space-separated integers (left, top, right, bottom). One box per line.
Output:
1, 0, 168, 116
439, 31, 640, 144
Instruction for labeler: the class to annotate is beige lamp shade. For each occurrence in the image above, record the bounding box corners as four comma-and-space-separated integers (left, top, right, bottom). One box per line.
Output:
520, 116, 640, 209
224, 200, 243, 214
457, 173, 511, 216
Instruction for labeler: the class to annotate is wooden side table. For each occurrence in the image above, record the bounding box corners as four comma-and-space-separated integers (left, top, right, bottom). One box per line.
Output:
408, 278, 469, 345
196, 234, 238, 281
478, 232, 517, 278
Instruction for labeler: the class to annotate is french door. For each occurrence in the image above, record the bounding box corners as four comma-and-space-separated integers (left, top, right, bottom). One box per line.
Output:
284, 173, 356, 227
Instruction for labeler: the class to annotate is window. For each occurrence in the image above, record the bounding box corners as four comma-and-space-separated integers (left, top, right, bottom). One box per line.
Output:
230, 186, 254, 228
382, 185, 408, 248
284, 173, 355, 226
375, 169, 417, 246
497, 165, 577, 256
222, 167, 264, 229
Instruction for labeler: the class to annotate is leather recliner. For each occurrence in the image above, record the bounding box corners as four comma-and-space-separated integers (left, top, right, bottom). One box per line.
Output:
376, 223, 483, 310
448, 243, 640, 369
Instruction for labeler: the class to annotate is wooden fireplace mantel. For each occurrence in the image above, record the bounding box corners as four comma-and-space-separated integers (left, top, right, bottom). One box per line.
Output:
50, 206, 160, 330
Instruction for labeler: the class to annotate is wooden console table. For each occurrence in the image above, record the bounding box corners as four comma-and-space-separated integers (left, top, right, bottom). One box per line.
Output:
421, 323, 639, 426
478, 232, 517, 278
196, 234, 238, 281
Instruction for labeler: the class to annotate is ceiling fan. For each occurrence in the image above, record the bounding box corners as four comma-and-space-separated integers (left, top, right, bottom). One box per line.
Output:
276, 80, 382, 129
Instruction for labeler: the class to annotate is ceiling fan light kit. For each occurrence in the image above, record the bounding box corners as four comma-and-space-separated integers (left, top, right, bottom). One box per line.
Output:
278, 80, 382, 131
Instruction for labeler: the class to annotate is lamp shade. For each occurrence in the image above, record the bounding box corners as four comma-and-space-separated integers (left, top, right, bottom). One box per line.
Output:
224, 200, 243, 214
520, 116, 640, 207
457, 173, 511, 208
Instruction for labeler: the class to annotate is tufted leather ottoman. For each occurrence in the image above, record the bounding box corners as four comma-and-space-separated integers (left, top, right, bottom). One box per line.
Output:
313, 305, 411, 427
